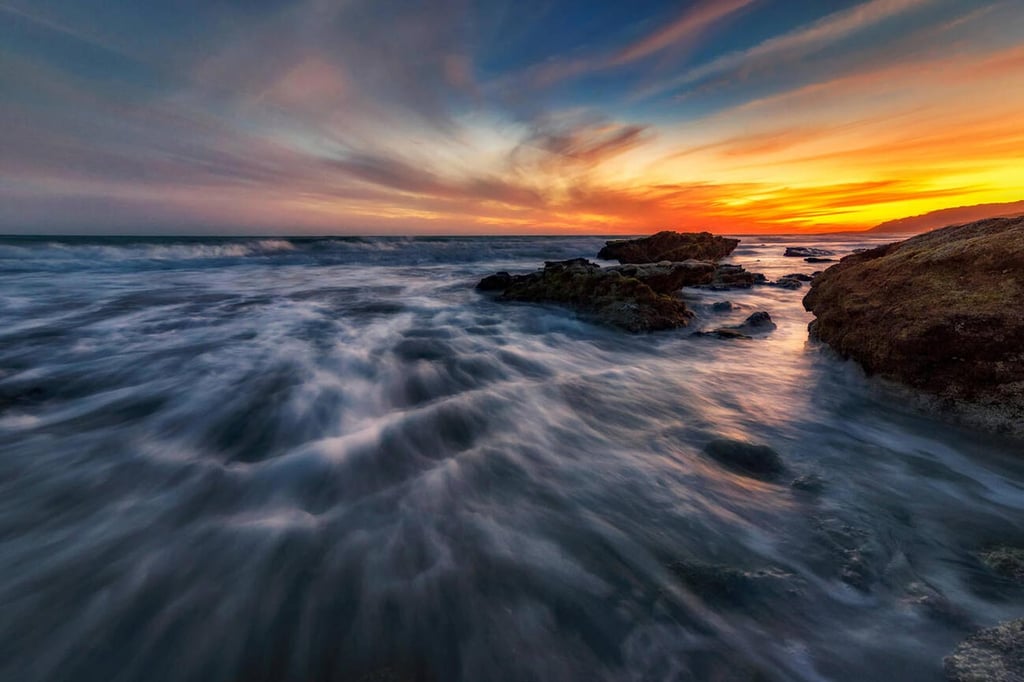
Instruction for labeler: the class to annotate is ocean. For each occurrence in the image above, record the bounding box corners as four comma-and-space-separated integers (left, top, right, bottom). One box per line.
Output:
1, 234, 1022, 681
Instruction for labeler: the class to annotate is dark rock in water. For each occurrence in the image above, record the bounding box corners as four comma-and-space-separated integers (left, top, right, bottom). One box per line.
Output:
697, 264, 768, 290
979, 546, 1024, 583
702, 439, 785, 479
783, 273, 814, 282
771, 277, 803, 289
807, 515, 882, 592
693, 328, 752, 340
477, 258, 693, 332
909, 592, 974, 629
667, 560, 797, 609
785, 246, 836, 257
804, 257, 836, 263
803, 216, 1024, 438
791, 473, 825, 494
734, 312, 776, 334
476, 271, 522, 291
711, 300, 734, 312
694, 312, 775, 340
945, 618, 1024, 682
598, 231, 739, 264
605, 260, 717, 292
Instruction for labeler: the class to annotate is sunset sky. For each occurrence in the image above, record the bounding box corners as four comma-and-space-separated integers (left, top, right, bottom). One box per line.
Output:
2, 0, 1023, 234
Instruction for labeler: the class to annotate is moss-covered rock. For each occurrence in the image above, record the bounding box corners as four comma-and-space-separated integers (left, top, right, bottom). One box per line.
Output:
803, 216, 1024, 437
598, 231, 739, 264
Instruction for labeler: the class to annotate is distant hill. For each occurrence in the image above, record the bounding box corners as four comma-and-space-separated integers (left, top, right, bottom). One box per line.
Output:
868, 200, 1024, 234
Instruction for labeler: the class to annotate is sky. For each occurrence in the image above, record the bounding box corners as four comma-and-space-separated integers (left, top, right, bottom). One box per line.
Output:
2, 0, 1023, 235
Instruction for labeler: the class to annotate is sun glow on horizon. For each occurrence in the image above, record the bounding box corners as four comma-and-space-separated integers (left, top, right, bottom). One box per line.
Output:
2, 0, 1023, 234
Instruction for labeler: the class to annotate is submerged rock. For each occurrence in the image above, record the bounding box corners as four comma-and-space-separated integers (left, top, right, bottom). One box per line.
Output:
693, 328, 752, 340
808, 515, 879, 591
598, 231, 739, 264
785, 247, 836, 258
790, 473, 826, 494
695, 312, 777, 340
668, 560, 798, 609
803, 216, 1024, 438
804, 257, 835, 263
979, 546, 1024, 583
945, 618, 1024, 682
909, 592, 974, 629
478, 258, 693, 332
782, 273, 814, 282
702, 439, 785, 480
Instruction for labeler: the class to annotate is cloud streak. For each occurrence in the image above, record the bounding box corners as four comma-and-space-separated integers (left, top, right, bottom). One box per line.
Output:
638, 0, 935, 98
522, 0, 754, 88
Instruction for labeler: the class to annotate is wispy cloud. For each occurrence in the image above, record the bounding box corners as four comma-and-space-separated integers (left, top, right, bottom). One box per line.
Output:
607, 0, 756, 66
524, 0, 755, 88
638, 0, 935, 98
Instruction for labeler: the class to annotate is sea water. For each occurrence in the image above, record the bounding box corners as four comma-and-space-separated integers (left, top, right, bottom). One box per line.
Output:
1, 235, 1022, 681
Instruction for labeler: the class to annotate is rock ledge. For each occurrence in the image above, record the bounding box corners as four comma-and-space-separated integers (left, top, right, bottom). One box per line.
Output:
803, 216, 1024, 438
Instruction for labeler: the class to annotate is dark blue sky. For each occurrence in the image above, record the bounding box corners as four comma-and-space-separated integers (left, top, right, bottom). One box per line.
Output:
2, 0, 1021, 233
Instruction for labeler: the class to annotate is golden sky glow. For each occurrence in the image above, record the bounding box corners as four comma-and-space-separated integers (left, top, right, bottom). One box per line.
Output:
1, 0, 1023, 234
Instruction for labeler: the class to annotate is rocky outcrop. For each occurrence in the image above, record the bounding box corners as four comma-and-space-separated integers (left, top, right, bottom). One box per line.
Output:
703, 264, 767, 289
803, 216, 1024, 438
945, 619, 1024, 682
598, 231, 739, 264
606, 260, 717, 291
785, 247, 835, 258
478, 258, 693, 332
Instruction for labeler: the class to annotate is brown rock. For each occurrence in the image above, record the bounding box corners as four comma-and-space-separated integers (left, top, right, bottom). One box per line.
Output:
598, 231, 739, 264
803, 216, 1024, 437
478, 258, 693, 333
701, 264, 767, 289
606, 260, 716, 292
